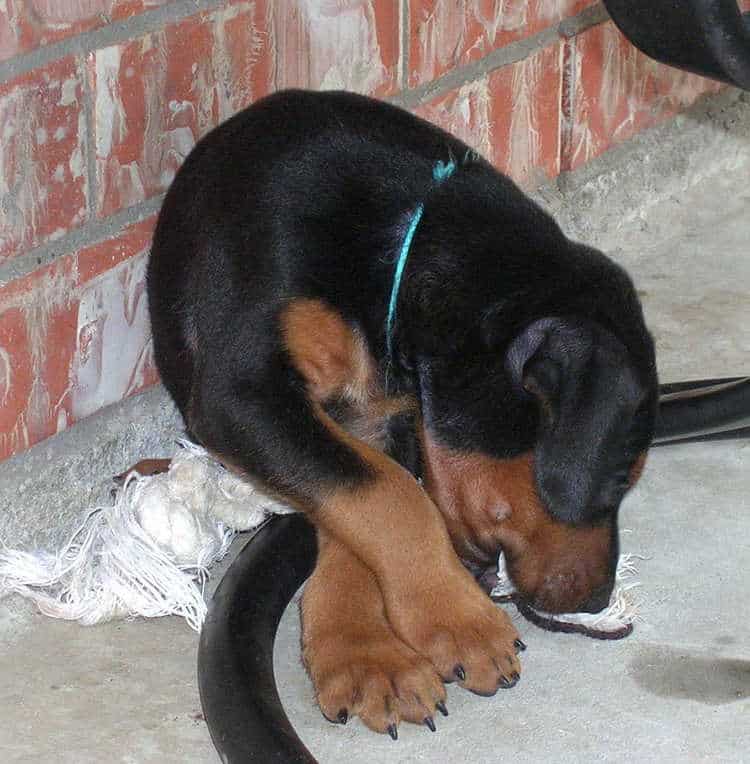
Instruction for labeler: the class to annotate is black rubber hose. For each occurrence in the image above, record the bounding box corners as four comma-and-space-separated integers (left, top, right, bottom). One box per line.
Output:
198, 376, 750, 763
658, 376, 746, 394
654, 377, 750, 445
198, 513, 318, 763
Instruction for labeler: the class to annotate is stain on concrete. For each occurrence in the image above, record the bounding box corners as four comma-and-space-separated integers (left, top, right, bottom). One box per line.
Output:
630, 645, 750, 705
715, 634, 737, 646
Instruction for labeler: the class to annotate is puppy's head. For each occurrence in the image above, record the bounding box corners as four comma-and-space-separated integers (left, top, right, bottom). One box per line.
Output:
420, 316, 657, 614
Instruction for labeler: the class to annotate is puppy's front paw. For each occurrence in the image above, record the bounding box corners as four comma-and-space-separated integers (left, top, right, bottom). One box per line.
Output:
385, 567, 524, 697
303, 627, 447, 737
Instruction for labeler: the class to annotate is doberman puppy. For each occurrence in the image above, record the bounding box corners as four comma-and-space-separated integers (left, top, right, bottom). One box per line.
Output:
147, 89, 658, 737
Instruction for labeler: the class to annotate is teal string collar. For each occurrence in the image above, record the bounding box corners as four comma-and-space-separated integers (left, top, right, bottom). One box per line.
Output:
385, 159, 456, 359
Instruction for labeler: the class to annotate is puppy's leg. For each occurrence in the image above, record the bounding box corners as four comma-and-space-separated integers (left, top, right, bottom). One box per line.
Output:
189, 300, 521, 704
302, 529, 446, 735
317, 420, 521, 696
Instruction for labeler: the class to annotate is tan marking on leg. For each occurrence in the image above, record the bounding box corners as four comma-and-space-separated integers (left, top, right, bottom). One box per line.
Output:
302, 530, 445, 734
282, 297, 416, 446
284, 301, 521, 691
311, 410, 520, 692
282, 298, 374, 403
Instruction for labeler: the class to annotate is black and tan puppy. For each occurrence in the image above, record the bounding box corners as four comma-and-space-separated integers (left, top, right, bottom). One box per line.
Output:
147, 89, 658, 736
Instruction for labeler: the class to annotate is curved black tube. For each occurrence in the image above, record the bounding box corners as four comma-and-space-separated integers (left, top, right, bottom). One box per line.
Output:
601, 0, 750, 90
654, 377, 750, 445
198, 377, 749, 763
658, 376, 746, 394
198, 513, 318, 763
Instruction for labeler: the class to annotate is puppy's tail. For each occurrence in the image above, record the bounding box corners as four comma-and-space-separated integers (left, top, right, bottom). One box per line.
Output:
198, 514, 319, 764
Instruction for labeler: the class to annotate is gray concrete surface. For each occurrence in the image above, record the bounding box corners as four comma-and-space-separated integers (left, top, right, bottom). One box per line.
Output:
1, 89, 749, 762
0, 386, 181, 551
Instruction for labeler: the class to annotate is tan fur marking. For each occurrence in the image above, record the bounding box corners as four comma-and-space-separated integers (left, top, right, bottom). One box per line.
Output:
281, 300, 521, 699
420, 430, 615, 614
282, 298, 374, 403
301, 529, 446, 732
312, 407, 521, 692
629, 451, 648, 487
282, 298, 416, 447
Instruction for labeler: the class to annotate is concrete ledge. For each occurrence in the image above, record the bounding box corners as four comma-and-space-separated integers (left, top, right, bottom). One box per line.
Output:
0, 386, 179, 551
1, 87, 748, 553
537, 89, 750, 246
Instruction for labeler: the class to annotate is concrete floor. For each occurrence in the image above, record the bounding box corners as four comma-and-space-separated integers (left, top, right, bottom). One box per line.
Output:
2, 142, 749, 763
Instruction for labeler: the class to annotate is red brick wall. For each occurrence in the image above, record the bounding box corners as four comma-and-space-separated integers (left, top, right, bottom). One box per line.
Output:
0, 0, 733, 462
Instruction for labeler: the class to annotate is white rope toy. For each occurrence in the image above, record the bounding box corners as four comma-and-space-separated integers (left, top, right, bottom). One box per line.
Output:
491, 551, 642, 639
0, 440, 292, 631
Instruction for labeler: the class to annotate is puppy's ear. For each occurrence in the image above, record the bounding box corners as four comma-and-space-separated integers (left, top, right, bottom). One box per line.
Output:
504, 317, 640, 526
504, 318, 564, 429
504, 318, 559, 392
521, 353, 561, 424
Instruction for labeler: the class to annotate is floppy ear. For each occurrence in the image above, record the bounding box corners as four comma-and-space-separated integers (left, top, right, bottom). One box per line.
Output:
503, 317, 630, 526
504, 317, 559, 389
504, 317, 568, 435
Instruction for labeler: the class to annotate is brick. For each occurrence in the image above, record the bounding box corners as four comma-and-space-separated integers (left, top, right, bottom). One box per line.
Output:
272, 0, 400, 95
0, 0, 170, 62
415, 42, 563, 188
71, 246, 158, 422
76, 217, 156, 282
0, 256, 78, 460
563, 21, 724, 171
0, 218, 158, 462
91, 0, 273, 217
0, 57, 89, 262
409, 0, 593, 87
0, 307, 33, 459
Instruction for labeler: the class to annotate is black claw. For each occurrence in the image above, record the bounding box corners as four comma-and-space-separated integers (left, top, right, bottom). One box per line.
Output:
512, 671, 520, 684
436, 701, 449, 717
424, 716, 436, 732
387, 724, 398, 741
337, 709, 348, 725
514, 638, 527, 653
454, 664, 466, 681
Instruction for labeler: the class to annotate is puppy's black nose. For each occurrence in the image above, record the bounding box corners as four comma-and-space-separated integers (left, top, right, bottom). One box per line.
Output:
579, 582, 612, 614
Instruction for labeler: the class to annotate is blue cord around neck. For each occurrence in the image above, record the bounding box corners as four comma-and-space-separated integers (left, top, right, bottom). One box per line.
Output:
385, 159, 456, 360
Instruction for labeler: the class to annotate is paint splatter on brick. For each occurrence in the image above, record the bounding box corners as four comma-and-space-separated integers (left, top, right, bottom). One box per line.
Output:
0, 219, 158, 461
0, 307, 33, 457
564, 21, 725, 170
91, 0, 272, 217
0, 0, 170, 62
273, 0, 399, 94
72, 251, 156, 420
416, 43, 562, 187
409, 0, 592, 87
0, 57, 89, 262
